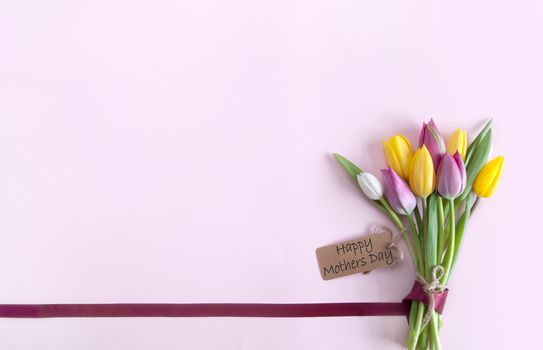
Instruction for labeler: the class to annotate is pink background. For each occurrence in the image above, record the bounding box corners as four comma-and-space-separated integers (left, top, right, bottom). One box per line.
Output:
0, 1, 540, 349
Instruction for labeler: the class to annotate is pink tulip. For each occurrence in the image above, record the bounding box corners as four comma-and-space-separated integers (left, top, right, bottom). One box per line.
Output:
381, 167, 417, 215
418, 118, 446, 168
437, 152, 467, 199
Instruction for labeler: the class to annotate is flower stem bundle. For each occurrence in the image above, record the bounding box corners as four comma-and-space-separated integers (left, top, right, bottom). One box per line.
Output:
334, 119, 503, 350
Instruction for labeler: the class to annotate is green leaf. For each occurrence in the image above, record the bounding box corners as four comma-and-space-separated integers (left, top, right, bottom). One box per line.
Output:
458, 128, 492, 201
333, 153, 363, 181
425, 194, 439, 277
452, 192, 474, 268
465, 119, 492, 167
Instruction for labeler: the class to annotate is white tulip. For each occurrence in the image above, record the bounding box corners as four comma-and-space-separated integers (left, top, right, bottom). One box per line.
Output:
356, 172, 383, 200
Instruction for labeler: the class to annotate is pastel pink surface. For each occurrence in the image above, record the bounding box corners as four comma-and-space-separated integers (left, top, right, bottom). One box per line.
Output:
0, 1, 539, 349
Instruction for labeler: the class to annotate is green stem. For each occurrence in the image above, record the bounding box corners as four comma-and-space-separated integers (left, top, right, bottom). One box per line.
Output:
437, 197, 445, 263
408, 301, 418, 331
378, 199, 403, 229
419, 326, 428, 350
406, 206, 427, 350
421, 197, 428, 273
442, 200, 450, 246
430, 311, 442, 350
377, 199, 420, 268
406, 210, 426, 349
442, 199, 455, 284
449, 192, 475, 278
407, 302, 425, 350
414, 202, 423, 234
407, 214, 424, 272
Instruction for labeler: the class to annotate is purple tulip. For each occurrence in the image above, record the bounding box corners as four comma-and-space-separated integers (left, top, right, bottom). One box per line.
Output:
418, 118, 446, 168
381, 167, 417, 215
437, 152, 467, 199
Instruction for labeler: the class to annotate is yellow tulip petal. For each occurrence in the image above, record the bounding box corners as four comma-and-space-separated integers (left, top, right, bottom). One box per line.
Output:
398, 134, 415, 154
384, 140, 405, 178
391, 135, 414, 178
460, 130, 467, 158
409, 145, 436, 198
384, 134, 414, 180
474, 156, 504, 198
447, 128, 467, 159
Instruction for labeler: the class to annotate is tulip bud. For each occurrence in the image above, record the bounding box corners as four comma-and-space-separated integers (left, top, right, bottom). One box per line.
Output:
473, 156, 504, 198
356, 172, 384, 200
437, 152, 467, 199
409, 145, 436, 198
383, 134, 414, 180
381, 167, 417, 215
419, 118, 446, 168
447, 128, 467, 159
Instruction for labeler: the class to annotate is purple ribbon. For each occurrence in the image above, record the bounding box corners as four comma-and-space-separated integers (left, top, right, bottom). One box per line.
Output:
0, 281, 447, 318
402, 281, 449, 314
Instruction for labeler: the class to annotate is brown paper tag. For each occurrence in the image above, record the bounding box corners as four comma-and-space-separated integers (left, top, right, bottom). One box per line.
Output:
315, 232, 399, 280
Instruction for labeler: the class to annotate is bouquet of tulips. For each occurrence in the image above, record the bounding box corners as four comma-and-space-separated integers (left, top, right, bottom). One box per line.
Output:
334, 119, 503, 350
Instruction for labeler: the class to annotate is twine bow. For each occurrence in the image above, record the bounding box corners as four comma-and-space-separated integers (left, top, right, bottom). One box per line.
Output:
416, 265, 447, 327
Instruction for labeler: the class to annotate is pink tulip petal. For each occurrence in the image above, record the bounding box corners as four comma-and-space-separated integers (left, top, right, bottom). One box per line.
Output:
381, 167, 416, 214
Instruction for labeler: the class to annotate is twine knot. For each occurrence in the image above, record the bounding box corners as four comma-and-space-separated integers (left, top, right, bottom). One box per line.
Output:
416, 265, 447, 327
371, 225, 406, 263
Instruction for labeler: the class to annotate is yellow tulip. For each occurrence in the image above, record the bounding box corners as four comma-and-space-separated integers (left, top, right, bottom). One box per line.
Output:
383, 134, 414, 180
473, 156, 504, 197
409, 145, 436, 198
447, 128, 467, 159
